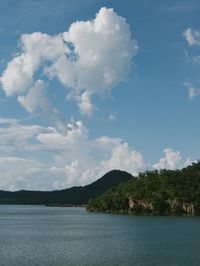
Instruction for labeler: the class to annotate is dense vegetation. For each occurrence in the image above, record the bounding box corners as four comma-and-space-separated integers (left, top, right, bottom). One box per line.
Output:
0, 170, 132, 205
87, 162, 200, 216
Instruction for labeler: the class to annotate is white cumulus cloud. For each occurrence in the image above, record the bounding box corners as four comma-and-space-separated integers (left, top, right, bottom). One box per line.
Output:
101, 142, 145, 176
17, 80, 65, 131
18, 80, 50, 113
0, 7, 138, 117
0, 32, 67, 96
152, 148, 188, 170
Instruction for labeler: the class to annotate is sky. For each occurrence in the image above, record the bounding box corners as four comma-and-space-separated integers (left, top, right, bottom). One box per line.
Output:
0, 0, 200, 190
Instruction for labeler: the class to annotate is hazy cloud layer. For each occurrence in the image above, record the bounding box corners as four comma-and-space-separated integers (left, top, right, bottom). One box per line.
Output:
0, 118, 193, 190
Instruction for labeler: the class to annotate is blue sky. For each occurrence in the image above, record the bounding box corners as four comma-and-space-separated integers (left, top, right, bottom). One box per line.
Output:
0, 0, 200, 190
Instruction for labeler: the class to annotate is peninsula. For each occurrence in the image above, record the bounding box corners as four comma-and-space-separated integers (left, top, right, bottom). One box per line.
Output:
87, 162, 200, 216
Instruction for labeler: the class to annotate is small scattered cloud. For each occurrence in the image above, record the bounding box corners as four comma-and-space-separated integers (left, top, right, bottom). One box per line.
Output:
183, 30, 200, 63
183, 28, 200, 100
184, 82, 200, 99
108, 113, 117, 122
183, 28, 200, 46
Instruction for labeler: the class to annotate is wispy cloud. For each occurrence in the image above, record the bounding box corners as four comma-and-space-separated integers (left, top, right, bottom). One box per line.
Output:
108, 113, 117, 122
183, 28, 200, 99
184, 82, 200, 99
0, 117, 19, 125
183, 28, 200, 46
164, 3, 195, 13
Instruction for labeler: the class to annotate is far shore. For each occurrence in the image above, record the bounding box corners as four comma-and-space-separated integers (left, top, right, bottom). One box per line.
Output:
45, 204, 87, 207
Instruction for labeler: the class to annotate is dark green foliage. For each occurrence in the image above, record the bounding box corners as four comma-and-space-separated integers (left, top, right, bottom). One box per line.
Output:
0, 170, 132, 205
87, 162, 200, 216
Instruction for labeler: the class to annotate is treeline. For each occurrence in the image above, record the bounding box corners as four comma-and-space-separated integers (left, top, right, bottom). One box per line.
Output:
87, 162, 200, 215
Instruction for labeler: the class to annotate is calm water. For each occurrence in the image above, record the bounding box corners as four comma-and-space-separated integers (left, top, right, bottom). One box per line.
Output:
0, 205, 200, 266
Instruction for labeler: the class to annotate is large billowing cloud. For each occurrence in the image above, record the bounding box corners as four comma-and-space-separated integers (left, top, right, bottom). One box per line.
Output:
101, 143, 145, 176
0, 33, 67, 96
0, 7, 138, 116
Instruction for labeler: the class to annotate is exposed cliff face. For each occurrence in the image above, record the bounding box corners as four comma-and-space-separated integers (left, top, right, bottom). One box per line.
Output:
128, 198, 200, 216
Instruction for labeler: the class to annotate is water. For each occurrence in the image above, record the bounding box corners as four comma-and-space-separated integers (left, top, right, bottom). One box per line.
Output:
0, 205, 200, 266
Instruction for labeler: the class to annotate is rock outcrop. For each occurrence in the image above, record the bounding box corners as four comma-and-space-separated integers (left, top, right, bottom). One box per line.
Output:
128, 198, 200, 216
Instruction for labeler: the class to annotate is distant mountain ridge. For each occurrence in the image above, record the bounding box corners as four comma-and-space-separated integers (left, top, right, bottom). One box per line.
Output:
0, 170, 133, 205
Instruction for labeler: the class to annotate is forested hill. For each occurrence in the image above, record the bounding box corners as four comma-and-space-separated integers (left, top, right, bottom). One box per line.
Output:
87, 162, 200, 216
0, 170, 133, 205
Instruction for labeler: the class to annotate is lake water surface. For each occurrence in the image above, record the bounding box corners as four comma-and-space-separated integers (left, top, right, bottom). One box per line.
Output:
0, 205, 200, 266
